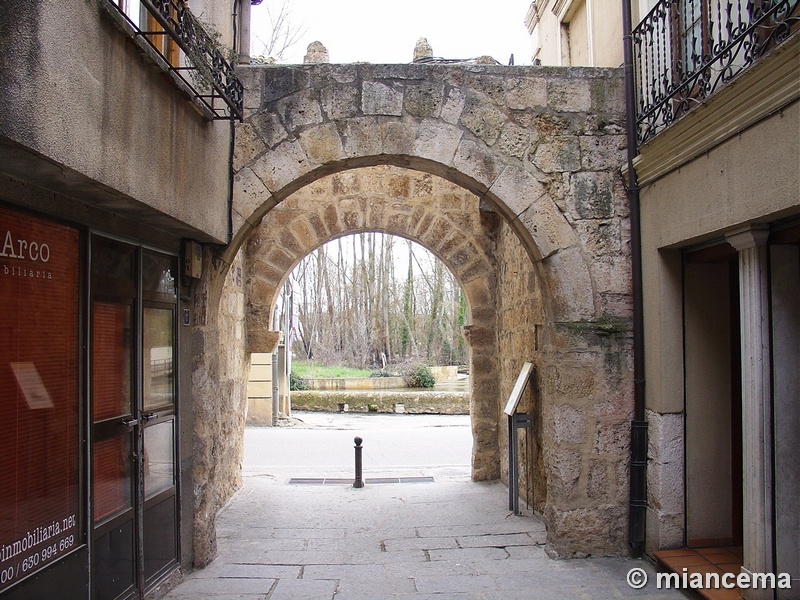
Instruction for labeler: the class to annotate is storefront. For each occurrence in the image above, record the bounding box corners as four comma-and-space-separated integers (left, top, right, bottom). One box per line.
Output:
1, 204, 180, 599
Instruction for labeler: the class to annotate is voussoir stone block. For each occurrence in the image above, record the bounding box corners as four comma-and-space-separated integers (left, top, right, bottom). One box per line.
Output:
341, 116, 383, 158
489, 165, 549, 218
233, 167, 272, 223
453, 139, 502, 190
299, 123, 344, 165
411, 119, 463, 166
362, 81, 403, 116
460, 95, 506, 145
276, 88, 323, 130
250, 139, 313, 194
233, 123, 267, 173
404, 82, 445, 118
441, 87, 467, 124
249, 111, 289, 150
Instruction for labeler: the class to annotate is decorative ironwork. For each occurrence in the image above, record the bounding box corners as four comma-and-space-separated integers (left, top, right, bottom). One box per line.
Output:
632, 0, 799, 143
107, 0, 243, 120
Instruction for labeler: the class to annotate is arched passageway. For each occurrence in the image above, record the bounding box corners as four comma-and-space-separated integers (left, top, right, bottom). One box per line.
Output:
243, 165, 521, 486
190, 62, 633, 565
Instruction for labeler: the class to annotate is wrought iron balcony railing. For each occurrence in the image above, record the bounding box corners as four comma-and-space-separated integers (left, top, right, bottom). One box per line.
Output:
632, 0, 799, 143
107, 0, 243, 121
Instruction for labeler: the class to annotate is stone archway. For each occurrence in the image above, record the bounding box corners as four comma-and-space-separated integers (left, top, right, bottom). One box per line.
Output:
191, 62, 633, 565
228, 63, 622, 323
245, 165, 511, 483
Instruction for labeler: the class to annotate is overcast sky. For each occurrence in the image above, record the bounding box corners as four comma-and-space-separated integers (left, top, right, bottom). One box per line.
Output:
250, 0, 533, 66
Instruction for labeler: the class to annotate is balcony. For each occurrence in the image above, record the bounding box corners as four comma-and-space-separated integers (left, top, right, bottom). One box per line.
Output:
106, 0, 243, 121
632, 0, 799, 143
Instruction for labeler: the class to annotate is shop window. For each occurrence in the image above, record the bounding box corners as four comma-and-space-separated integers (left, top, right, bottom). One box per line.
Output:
0, 206, 82, 594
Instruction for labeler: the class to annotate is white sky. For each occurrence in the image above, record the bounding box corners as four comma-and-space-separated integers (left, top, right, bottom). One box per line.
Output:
250, 0, 534, 66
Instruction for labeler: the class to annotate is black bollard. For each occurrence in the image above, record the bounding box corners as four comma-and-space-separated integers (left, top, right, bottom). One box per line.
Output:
353, 436, 364, 488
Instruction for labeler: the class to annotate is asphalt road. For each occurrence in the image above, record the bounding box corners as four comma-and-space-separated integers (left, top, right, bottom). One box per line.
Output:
242, 411, 473, 482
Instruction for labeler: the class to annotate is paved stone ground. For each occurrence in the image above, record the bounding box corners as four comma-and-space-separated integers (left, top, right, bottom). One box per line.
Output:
164, 415, 684, 599
164, 478, 683, 599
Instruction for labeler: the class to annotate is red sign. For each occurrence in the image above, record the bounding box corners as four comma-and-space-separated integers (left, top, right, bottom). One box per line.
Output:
0, 206, 80, 592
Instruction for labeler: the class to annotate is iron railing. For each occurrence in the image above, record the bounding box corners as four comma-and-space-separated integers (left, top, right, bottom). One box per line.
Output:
632, 0, 799, 143
107, 0, 243, 120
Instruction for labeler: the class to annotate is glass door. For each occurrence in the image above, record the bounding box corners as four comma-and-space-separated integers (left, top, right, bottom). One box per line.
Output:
90, 238, 178, 599
141, 251, 178, 585
91, 238, 138, 600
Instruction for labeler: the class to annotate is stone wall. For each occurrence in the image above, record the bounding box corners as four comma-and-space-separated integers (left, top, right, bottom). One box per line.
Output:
495, 219, 546, 511
301, 377, 409, 391
195, 62, 633, 561
191, 248, 248, 566
538, 320, 633, 556
290, 390, 470, 414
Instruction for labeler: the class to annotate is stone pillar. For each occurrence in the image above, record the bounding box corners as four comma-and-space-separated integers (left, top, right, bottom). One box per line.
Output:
237, 0, 252, 64
770, 245, 800, 593
303, 41, 329, 64
413, 37, 433, 62
462, 324, 500, 482
726, 225, 773, 600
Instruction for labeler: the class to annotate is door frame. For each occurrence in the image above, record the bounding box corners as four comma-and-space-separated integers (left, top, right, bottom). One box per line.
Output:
88, 233, 180, 599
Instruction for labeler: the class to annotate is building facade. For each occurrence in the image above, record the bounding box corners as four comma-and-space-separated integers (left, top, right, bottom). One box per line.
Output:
633, 4, 800, 596
0, 0, 245, 597
525, 0, 624, 66
4, 0, 795, 598
529, 0, 800, 595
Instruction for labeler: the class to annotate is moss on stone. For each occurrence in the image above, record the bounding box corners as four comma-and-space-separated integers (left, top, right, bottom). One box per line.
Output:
556, 318, 629, 337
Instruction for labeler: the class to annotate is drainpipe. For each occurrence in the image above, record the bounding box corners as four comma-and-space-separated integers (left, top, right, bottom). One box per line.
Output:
227, 0, 241, 244
622, 0, 648, 556
227, 117, 235, 244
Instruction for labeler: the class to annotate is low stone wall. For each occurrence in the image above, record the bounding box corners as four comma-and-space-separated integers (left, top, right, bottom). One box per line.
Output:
303, 376, 407, 390
429, 366, 459, 383
290, 389, 469, 414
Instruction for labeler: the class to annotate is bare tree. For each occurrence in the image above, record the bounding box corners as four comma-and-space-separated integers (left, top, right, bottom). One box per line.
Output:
288, 233, 468, 370
251, 0, 306, 61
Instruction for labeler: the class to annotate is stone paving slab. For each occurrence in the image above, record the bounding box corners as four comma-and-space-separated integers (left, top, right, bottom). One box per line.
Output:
164, 474, 686, 600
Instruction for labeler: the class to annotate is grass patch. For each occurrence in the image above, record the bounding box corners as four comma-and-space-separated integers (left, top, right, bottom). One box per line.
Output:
292, 361, 373, 379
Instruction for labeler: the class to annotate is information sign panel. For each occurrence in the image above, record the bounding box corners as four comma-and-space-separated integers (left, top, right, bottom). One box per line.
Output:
0, 207, 81, 592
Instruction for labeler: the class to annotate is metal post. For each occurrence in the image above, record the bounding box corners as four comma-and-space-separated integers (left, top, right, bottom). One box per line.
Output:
353, 436, 364, 488
509, 413, 534, 515
508, 415, 517, 512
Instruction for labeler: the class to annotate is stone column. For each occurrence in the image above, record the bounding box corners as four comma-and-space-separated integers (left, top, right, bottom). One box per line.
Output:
770, 245, 800, 592
726, 225, 773, 600
237, 0, 252, 64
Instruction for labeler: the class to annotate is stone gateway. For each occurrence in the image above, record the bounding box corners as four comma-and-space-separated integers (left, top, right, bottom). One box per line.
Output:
191, 62, 632, 564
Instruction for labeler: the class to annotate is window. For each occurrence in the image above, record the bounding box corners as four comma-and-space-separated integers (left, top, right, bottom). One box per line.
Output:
0, 206, 82, 593
674, 0, 706, 76
113, 0, 180, 66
